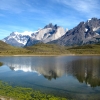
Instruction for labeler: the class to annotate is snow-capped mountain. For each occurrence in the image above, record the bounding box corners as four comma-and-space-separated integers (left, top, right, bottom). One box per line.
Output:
2, 31, 33, 47
2, 23, 66, 47
51, 18, 100, 46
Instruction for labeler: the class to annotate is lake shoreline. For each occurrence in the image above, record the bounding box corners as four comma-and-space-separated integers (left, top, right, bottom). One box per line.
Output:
0, 54, 100, 57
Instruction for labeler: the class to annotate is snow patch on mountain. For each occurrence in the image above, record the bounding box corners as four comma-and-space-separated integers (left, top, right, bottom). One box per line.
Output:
88, 19, 91, 22
85, 28, 88, 32
2, 31, 32, 46
13, 31, 33, 36
93, 27, 100, 33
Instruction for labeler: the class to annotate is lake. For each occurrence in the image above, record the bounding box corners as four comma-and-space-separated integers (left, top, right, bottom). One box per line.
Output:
0, 56, 100, 99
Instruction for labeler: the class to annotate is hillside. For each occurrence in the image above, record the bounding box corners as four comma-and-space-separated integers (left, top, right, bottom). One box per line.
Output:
0, 40, 100, 55
69, 43, 100, 54
0, 40, 15, 51
0, 41, 28, 55
0, 42, 70, 55
25, 43, 70, 55
0, 40, 15, 50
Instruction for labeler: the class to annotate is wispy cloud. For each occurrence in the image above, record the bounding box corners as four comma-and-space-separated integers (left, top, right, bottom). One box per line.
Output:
0, 0, 23, 13
55, 0, 100, 17
0, 0, 39, 13
56, 0, 99, 12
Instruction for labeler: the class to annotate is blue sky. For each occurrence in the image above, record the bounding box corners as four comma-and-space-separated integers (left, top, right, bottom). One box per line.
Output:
0, 0, 100, 39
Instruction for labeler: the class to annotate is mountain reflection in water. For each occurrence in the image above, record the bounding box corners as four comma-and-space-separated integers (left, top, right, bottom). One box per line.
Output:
1, 56, 100, 87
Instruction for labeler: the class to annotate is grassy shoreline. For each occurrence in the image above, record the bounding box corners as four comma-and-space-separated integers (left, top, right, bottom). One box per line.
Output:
0, 42, 100, 56
0, 81, 67, 100
0, 54, 75, 57
1, 54, 100, 57
0, 41, 100, 56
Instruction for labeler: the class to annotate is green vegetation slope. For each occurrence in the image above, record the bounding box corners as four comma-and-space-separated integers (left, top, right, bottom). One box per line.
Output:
0, 41, 70, 55
69, 43, 100, 54
0, 41, 28, 55
0, 81, 67, 100
25, 43, 70, 55
0, 40, 15, 50
0, 40, 100, 55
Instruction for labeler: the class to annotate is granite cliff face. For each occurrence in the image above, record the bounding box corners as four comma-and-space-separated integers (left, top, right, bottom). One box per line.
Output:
51, 18, 100, 46
25, 23, 66, 46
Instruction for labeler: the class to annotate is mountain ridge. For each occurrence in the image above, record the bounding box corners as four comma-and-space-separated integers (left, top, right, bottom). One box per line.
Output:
2, 23, 66, 47
2, 17, 100, 47
50, 17, 100, 46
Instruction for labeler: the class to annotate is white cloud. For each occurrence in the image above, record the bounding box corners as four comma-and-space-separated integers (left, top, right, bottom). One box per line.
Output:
0, 0, 25, 13
56, 0, 99, 12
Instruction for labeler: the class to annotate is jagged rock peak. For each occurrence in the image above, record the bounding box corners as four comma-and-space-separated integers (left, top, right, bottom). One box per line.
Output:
10, 32, 16, 36
44, 23, 59, 29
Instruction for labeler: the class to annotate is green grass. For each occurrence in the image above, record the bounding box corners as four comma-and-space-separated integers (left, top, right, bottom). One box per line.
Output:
0, 40, 100, 55
0, 41, 70, 55
68, 44, 100, 54
25, 43, 70, 55
0, 40, 31, 55
0, 81, 67, 100
0, 40, 15, 51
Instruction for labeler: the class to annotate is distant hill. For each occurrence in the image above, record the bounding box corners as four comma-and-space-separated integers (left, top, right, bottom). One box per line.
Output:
25, 43, 70, 55
0, 40, 100, 55
69, 43, 100, 54
0, 40, 27, 55
0, 40, 15, 51
0, 41, 70, 55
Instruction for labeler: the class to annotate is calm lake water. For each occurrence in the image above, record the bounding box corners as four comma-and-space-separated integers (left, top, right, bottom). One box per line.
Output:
0, 56, 100, 99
